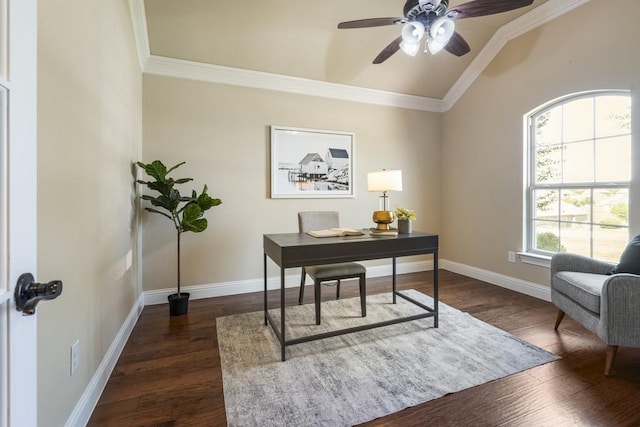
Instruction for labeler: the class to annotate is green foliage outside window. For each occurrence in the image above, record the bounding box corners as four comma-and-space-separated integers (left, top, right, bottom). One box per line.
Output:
611, 203, 628, 221
536, 232, 565, 253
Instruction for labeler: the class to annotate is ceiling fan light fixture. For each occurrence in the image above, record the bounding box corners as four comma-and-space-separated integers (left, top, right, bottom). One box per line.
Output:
427, 38, 446, 54
400, 40, 421, 56
338, 0, 534, 64
401, 21, 425, 44
400, 21, 425, 57
430, 17, 455, 44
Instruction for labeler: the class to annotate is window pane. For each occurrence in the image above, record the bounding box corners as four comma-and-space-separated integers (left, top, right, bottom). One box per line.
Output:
535, 107, 562, 146
534, 189, 559, 220
593, 226, 628, 262
560, 189, 591, 224
560, 222, 591, 257
595, 136, 631, 182
595, 96, 631, 138
534, 221, 561, 252
534, 145, 561, 184
593, 188, 628, 227
562, 141, 594, 183
563, 97, 594, 142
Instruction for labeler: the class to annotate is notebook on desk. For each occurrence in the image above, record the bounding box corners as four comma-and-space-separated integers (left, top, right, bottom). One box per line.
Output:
307, 228, 365, 238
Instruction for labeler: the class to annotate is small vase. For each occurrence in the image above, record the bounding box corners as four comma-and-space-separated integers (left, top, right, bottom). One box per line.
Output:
398, 219, 412, 234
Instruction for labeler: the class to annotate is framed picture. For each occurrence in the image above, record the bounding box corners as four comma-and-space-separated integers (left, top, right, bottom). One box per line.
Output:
270, 125, 355, 198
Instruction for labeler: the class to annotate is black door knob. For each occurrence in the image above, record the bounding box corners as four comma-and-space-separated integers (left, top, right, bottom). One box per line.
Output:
14, 273, 63, 315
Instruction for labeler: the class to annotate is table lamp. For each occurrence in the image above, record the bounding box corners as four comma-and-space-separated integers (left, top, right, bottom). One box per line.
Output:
367, 169, 402, 231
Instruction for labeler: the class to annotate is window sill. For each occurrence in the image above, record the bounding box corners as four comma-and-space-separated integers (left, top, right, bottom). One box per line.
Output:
517, 252, 551, 268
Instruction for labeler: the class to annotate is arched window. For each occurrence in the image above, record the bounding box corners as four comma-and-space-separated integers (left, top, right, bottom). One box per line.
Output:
526, 91, 631, 261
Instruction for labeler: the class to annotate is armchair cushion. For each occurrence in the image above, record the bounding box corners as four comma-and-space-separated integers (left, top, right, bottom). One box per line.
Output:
612, 234, 640, 275
553, 272, 609, 314
551, 252, 614, 277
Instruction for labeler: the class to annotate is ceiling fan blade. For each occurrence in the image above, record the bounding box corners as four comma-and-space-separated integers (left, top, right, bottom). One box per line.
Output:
338, 17, 405, 29
447, 0, 534, 20
373, 36, 403, 64
444, 32, 471, 56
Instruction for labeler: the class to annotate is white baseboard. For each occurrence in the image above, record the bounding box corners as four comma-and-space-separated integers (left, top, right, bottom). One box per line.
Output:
143, 259, 552, 305
440, 259, 551, 302
143, 260, 434, 305
65, 293, 145, 427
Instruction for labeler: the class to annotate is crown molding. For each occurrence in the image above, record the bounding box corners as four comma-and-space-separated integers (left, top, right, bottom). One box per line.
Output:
128, 0, 149, 71
143, 55, 443, 112
129, 0, 588, 113
441, 0, 590, 111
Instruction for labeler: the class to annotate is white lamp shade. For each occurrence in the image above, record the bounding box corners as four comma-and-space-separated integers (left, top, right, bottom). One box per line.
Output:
430, 17, 455, 44
401, 21, 425, 44
428, 39, 446, 54
367, 170, 403, 192
400, 40, 420, 56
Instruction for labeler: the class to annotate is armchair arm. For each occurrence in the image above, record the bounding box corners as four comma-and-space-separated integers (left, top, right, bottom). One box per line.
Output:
600, 274, 640, 347
550, 252, 615, 277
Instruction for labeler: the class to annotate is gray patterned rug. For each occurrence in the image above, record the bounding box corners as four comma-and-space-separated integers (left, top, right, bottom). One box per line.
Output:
217, 290, 555, 426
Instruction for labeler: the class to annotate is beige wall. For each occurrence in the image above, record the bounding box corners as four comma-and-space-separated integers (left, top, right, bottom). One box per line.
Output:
442, 0, 640, 285
36, 0, 142, 425
141, 75, 442, 291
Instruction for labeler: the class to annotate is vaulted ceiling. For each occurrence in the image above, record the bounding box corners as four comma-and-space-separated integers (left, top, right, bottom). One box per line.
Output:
137, 0, 586, 111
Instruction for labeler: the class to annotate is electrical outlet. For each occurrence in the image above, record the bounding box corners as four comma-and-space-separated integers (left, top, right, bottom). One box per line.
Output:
508, 251, 516, 263
71, 340, 80, 376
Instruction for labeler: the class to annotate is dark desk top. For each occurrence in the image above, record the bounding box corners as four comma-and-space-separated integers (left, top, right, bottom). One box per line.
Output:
264, 231, 438, 268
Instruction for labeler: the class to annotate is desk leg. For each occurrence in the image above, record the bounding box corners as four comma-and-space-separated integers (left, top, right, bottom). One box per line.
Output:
263, 253, 268, 325
392, 257, 397, 304
280, 266, 286, 361
434, 251, 439, 328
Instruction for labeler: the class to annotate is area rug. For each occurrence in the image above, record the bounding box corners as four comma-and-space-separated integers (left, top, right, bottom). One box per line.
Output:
217, 290, 556, 426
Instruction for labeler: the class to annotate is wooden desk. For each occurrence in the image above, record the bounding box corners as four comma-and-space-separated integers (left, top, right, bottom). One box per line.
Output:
263, 231, 439, 361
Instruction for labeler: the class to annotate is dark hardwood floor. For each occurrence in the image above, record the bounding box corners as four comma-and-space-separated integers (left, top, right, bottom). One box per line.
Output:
88, 270, 640, 426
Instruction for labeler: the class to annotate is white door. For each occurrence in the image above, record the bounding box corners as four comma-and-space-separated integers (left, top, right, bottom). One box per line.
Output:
1, 0, 38, 426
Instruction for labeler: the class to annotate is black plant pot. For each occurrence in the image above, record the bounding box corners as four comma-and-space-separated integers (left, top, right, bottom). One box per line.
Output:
168, 292, 190, 316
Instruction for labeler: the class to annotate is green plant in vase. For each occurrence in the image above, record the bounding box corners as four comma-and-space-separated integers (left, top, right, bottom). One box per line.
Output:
137, 160, 222, 315
394, 207, 416, 234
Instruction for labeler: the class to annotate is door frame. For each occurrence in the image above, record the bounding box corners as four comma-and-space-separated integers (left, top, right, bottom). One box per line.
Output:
2, 0, 38, 425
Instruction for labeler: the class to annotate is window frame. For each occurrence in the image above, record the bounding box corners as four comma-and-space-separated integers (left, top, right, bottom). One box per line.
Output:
524, 90, 631, 261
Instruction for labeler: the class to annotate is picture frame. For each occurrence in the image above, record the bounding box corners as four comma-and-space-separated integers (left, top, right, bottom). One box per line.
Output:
270, 125, 355, 199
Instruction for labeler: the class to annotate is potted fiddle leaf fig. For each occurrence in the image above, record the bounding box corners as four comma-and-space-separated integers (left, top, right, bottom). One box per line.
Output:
137, 160, 222, 316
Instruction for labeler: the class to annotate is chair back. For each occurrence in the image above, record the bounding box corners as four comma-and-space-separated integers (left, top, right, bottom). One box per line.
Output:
298, 211, 340, 233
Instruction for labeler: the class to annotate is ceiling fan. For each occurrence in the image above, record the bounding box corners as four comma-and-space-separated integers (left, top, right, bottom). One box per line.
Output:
338, 0, 534, 64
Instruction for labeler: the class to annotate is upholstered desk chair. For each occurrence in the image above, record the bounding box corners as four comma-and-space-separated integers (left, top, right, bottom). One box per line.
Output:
550, 249, 640, 376
298, 211, 366, 325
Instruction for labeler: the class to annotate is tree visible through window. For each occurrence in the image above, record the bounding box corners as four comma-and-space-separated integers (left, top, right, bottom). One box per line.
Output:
527, 92, 631, 262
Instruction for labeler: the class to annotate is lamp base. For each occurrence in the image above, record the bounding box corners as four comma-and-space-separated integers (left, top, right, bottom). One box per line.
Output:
372, 210, 395, 231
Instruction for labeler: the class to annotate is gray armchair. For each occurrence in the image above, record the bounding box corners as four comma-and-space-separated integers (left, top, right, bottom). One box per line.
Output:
550, 252, 640, 375
298, 211, 366, 325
